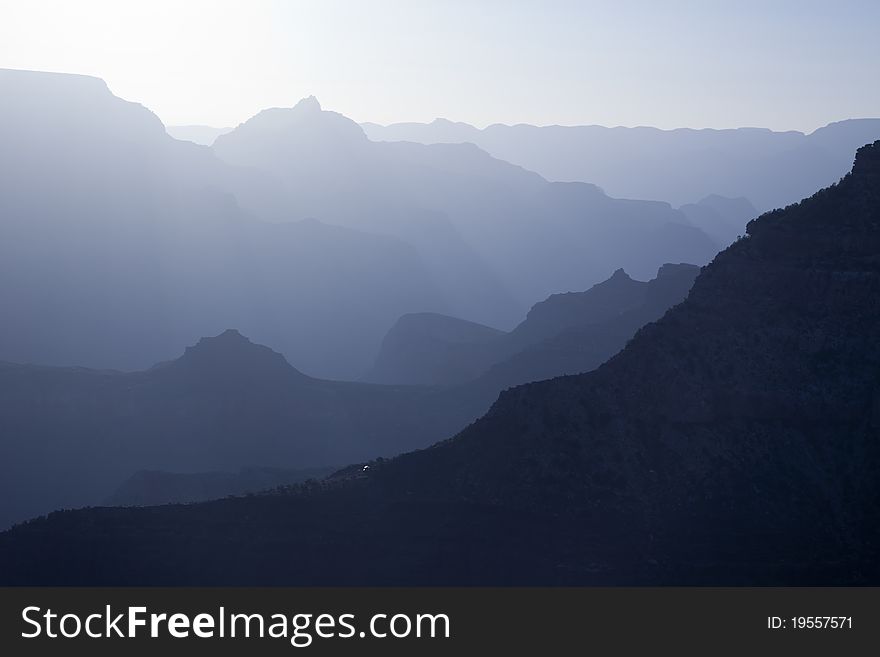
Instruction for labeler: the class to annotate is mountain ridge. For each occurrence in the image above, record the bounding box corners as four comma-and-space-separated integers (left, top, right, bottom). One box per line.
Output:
0, 329, 476, 529
362, 117, 880, 210
0, 261, 705, 530
212, 92, 720, 315
0, 69, 454, 379
366, 264, 699, 386
2, 142, 875, 585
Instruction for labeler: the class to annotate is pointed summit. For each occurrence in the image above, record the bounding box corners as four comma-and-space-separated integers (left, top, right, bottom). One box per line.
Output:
515, 267, 651, 345
213, 95, 367, 169
197, 328, 249, 345
174, 329, 306, 380
182, 328, 265, 360
292, 95, 322, 113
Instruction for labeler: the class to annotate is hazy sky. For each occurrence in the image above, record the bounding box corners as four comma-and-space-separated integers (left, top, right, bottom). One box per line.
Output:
1, 0, 877, 131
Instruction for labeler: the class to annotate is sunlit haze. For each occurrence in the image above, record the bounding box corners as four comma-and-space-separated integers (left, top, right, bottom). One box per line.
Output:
1, 0, 878, 131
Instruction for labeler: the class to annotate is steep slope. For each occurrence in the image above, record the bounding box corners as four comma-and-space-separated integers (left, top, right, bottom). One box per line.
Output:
0, 330, 473, 529
1, 69, 720, 377
0, 261, 696, 527
0, 69, 447, 379
474, 263, 700, 388
2, 142, 875, 585
365, 265, 698, 386
363, 118, 880, 211
507, 267, 651, 346
0, 267, 700, 527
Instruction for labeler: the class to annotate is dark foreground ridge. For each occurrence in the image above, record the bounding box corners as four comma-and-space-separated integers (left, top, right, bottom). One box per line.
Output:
0, 268, 697, 529
0, 329, 474, 529
1, 143, 878, 585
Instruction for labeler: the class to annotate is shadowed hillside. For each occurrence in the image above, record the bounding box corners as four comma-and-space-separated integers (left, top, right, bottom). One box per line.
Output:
0, 329, 475, 528
366, 264, 699, 385
105, 466, 335, 507
2, 142, 876, 586
0, 266, 698, 527
1, 69, 723, 379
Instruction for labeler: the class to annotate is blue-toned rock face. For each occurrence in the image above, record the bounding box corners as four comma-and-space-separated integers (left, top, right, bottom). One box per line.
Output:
2, 143, 877, 586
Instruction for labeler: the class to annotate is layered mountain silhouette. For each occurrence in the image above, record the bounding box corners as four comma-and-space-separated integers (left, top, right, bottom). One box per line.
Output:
212, 94, 720, 314
365, 264, 699, 385
363, 118, 880, 211
0, 68, 721, 378
0, 69, 449, 379
0, 265, 697, 528
3, 142, 876, 585
0, 329, 475, 528
470, 263, 701, 390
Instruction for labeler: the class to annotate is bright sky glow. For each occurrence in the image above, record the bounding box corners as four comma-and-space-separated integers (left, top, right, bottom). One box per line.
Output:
1, 0, 877, 131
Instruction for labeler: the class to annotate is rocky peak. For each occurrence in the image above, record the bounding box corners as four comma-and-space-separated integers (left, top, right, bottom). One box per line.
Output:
292, 95, 322, 114
175, 329, 305, 380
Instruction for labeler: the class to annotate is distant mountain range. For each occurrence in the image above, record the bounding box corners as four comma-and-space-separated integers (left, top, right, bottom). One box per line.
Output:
0, 329, 472, 528
363, 117, 880, 211
1, 69, 722, 379
212, 95, 719, 312
365, 263, 700, 385
0, 69, 450, 380
0, 261, 698, 528
3, 141, 875, 585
